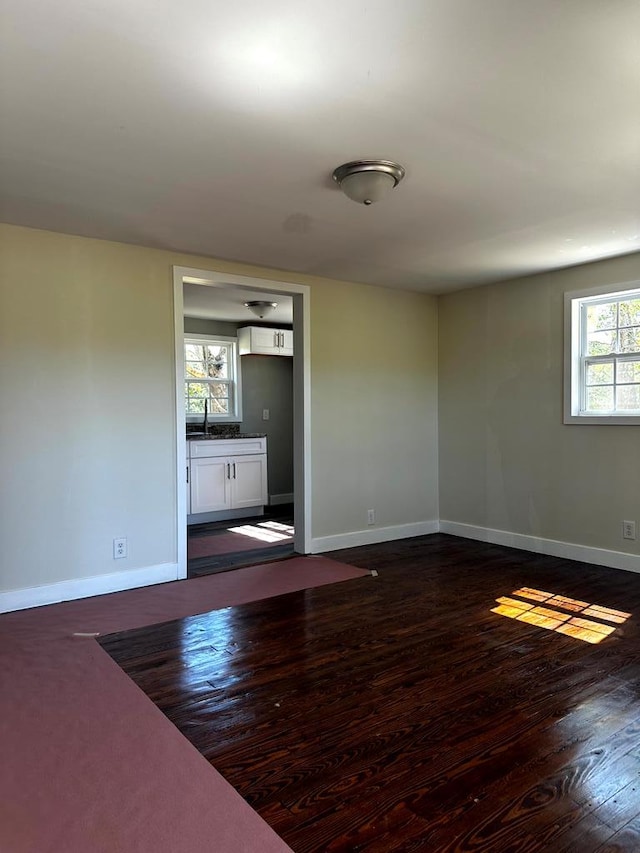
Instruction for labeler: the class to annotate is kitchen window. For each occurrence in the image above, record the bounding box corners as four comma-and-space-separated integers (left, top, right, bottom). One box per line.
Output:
184, 334, 242, 422
564, 282, 640, 424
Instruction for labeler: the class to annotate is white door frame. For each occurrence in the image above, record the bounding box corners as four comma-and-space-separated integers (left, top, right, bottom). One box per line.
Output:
173, 265, 311, 579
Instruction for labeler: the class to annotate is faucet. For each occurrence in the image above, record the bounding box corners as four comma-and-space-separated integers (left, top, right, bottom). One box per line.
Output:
203, 399, 208, 434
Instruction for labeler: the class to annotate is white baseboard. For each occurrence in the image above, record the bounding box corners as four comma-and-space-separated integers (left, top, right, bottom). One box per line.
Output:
0, 562, 179, 614
311, 520, 439, 553
439, 520, 640, 575
269, 493, 294, 506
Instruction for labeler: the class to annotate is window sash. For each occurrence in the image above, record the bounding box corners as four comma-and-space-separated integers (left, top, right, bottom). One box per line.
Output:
185, 379, 232, 415
581, 356, 640, 414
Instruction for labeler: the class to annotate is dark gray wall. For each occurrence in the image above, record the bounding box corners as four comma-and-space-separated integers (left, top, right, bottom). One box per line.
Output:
184, 318, 293, 498
184, 318, 239, 337
240, 354, 293, 497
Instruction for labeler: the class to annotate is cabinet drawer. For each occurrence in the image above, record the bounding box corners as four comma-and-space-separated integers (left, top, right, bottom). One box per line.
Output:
189, 437, 266, 458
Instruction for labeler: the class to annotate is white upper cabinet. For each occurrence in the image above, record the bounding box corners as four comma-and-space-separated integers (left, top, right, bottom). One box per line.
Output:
238, 326, 293, 357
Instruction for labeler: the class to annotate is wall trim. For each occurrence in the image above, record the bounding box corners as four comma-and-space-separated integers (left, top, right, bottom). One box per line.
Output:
270, 493, 294, 506
439, 520, 640, 575
0, 563, 179, 614
311, 520, 439, 554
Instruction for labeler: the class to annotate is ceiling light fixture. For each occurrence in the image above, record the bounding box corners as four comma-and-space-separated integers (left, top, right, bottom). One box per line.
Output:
244, 300, 278, 319
332, 159, 405, 206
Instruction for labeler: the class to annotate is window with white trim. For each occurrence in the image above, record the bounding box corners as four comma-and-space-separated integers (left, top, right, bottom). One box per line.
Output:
184, 334, 242, 422
565, 283, 640, 424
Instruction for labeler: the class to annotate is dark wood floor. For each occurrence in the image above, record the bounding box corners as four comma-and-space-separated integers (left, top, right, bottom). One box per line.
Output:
100, 535, 640, 852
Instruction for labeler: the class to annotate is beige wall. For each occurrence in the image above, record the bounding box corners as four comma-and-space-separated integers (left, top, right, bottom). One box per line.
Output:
438, 251, 640, 554
0, 223, 439, 594
311, 279, 439, 536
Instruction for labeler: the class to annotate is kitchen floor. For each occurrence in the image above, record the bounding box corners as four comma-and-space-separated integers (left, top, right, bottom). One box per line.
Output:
187, 504, 295, 578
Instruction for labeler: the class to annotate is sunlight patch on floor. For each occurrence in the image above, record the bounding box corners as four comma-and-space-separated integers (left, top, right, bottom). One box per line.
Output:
492, 587, 630, 644
258, 521, 295, 535
228, 522, 294, 542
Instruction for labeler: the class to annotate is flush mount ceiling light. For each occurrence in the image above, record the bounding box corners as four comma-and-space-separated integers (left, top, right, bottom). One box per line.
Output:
244, 300, 278, 319
332, 159, 405, 206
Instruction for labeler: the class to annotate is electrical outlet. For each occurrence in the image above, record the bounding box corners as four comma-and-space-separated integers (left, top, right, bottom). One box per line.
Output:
262, 408, 270, 421
367, 509, 375, 525
113, 537, 127, 559
622, 520, 636, 540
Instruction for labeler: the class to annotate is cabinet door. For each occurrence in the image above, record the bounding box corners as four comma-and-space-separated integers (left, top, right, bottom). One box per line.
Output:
250, 326, 280, 354
279, 329, 293, 356
190, 457, 231, 513
231, 454, 268, 508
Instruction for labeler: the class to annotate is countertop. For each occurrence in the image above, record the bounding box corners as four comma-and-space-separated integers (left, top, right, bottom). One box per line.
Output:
186, 432, 266, 441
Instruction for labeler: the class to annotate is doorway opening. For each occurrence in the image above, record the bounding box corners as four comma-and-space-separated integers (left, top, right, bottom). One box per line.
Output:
173, 266, 311, 580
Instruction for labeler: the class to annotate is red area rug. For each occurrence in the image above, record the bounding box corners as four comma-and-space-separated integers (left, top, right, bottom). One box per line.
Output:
0, 556, 369, 853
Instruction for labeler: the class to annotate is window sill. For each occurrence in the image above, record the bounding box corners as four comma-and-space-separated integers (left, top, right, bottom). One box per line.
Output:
564, 413, 640, 425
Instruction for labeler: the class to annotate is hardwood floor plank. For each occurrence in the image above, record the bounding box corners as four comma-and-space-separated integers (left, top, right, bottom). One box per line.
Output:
549, 811, 617, 853
595, 816, 640, 852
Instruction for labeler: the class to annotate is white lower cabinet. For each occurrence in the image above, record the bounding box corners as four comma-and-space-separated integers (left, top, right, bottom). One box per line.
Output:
231, 455, 268, 508
190, 456, 232, 513
188, 438, 268, 515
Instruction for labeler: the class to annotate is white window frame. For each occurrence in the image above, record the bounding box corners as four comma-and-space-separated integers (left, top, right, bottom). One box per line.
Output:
184, 333, 242, 423
564, 280, 640, 425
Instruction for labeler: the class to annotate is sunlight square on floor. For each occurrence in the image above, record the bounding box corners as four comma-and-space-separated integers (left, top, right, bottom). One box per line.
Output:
227, 523, 294, 543
492, 587, 630, 644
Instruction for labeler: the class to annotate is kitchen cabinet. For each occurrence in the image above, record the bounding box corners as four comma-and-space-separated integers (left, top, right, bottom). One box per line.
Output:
188, 437, 268, 515
237, 326, 293, 356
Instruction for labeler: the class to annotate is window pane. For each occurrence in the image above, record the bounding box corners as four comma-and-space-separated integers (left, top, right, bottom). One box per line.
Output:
186, 381, 229, 397
186, 391, 230, 414
186, 382, 209, 398
186, 363, 207, 380
206, 346, 229, 379
617, 360, 640, 384
185, 344, 204, 361
587, 331, 616, 355
586, 386, 614, 411
587, 302, 617, 332
617, 385, 640, 410
586, 362, 613, 385
186, 381, 230, 414
207, 360, 228, 378
618, 327, 640, 354
619, 299, 640, 327
206, 345, 228, 360
209, 382, 229, 398
186, 398, 206, 414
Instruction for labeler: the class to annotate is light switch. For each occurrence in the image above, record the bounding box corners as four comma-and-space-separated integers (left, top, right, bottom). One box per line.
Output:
262, 408, 270, 421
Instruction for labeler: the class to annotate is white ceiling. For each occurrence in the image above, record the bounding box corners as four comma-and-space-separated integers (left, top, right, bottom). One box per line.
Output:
184, 283, 293, 323
1, 1, 639, 294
